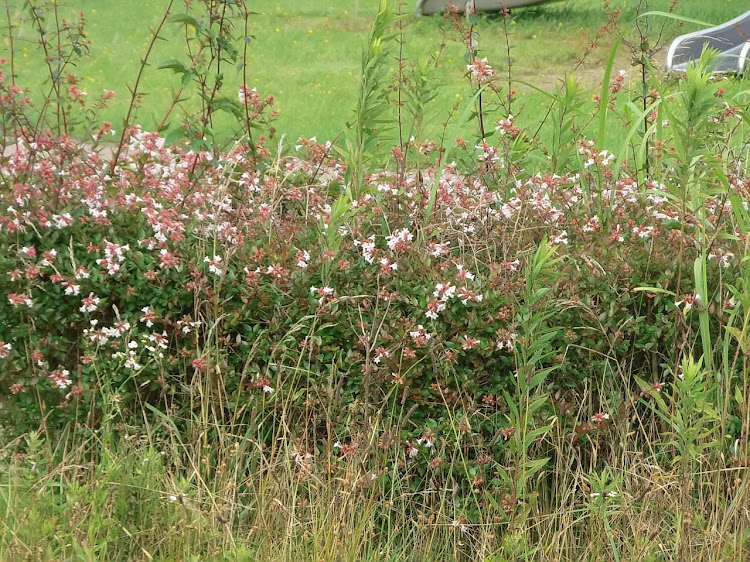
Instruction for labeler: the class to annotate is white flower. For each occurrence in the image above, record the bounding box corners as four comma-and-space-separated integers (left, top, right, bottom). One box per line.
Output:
203, 255, 223, 276
451, 520, 468, 533
297, 250, 310, 269
64, 283, 81, 296
433, 283, 457, 302
79, 293, 100, 313
386, 228, 413, 252
456, 265, 474, 281
550, 230, 568, 246
291, 450, 313, 462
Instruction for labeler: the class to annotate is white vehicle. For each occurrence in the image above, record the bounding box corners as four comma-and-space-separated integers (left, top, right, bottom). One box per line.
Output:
416, 0, 554, 17
666, 9, 750, 74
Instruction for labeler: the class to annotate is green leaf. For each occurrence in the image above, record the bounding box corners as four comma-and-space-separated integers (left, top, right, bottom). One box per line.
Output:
639, 10, 714, 28
523, 457, 549, 479
725, 327, 748, 355
158, 59, 188, 74
528, 367, 555, 390
495, 465, 513, 488
631, 286, 676, 297
168, 13, 199, 27
163, 127, 185, 147
524, 426, 553, 449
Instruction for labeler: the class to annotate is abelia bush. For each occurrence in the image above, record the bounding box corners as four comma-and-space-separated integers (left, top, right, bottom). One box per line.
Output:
1, 35, 746, 487
0, 124, 739, 448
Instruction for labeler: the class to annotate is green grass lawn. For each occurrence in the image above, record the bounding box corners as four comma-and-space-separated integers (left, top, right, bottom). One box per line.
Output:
3, 0, 746, 144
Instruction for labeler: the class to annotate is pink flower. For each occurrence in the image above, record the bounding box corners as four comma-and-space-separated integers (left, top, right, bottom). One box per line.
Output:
582, 215, 600, 233
238, 85, 260, 105
386, 228, 413, 253
0, 341, 11, 358
409, 325, 432, 346
591, 412, 610, 424
456, 265, 474, 281
429, 242, 450, 257
159, 249, 179, 269
97, 240, 130, 275
147, 331, 168, 350
20, 246, 36, 259
333, 441, 357, 456
609, 225, 624, 243
53, 213, 74, 229
379, 257, 398, 275
467, 57, 496, 83
8, 293, 33, 308
50, 368, 72, 389
41, 249, 57, 266
140, 307, 156, 327
632, 225, 655, 240
68, 84, 87, 103
476, 141, 501, 164
310, 286, 335, 305
458, 287, 483, 305
373, 346, 390, 364
675, 293, 700, 312
75, 266, 90, 280
495, 114, 520, 137
708, 250, 734, 269
462, 336, 480, 350
265, 264, 285, 278
426, 298, 446, 320
296, 250, 310, 269
79, 292, 100, 313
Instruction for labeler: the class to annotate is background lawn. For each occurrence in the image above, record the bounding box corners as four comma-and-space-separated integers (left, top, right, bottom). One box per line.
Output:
3, 0, 747, 144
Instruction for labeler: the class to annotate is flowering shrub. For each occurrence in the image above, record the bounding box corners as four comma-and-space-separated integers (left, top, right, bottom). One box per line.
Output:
0, 111, 741, 449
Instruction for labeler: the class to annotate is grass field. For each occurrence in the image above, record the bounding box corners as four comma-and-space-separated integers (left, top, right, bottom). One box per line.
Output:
3, 0, 746, 144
